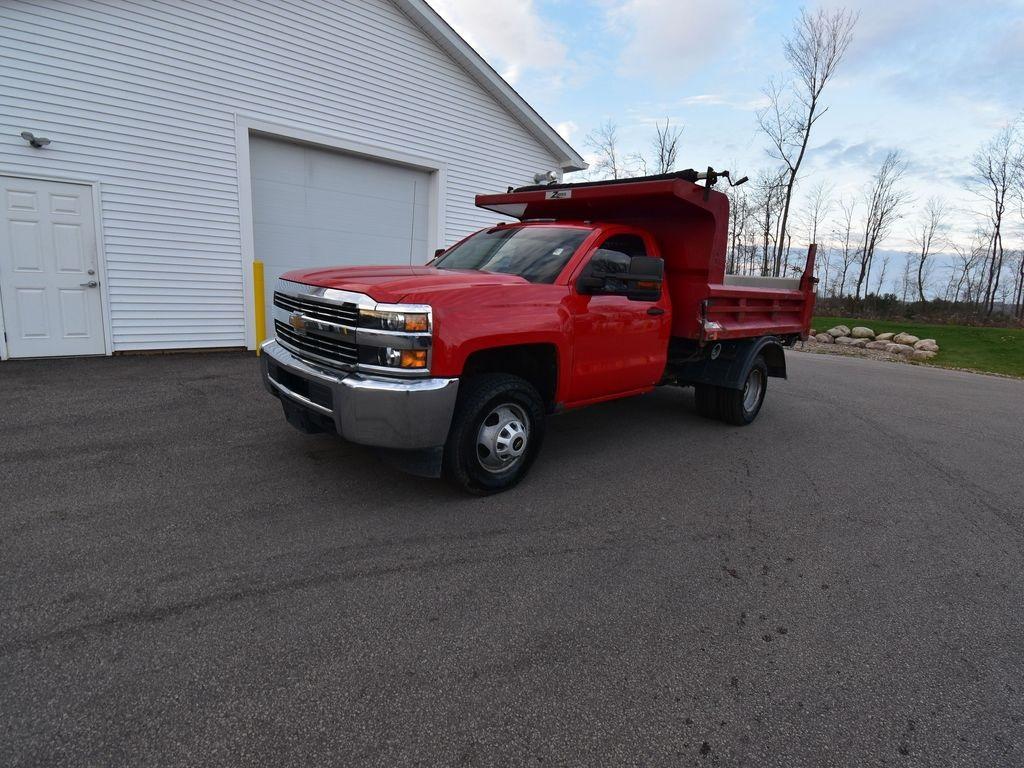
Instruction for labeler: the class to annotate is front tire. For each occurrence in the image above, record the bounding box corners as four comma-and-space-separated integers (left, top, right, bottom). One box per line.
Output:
443, 374, 545, 495
718, 357, 768, 425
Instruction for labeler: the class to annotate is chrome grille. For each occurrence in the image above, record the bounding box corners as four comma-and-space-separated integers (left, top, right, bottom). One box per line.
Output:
274, 320, 358, 368
273, 291, 359, 327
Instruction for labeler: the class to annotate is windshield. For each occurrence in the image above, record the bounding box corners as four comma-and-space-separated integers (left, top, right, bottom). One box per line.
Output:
434, 226, 590, 284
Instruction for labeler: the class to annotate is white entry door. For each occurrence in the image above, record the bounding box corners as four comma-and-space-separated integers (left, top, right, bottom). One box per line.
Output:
0, 177, 106, 358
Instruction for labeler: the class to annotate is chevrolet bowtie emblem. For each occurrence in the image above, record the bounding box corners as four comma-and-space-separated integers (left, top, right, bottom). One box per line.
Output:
288, 313, 307, 333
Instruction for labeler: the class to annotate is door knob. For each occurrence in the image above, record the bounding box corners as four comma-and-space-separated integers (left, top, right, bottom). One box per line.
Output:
80, 280, 98, 288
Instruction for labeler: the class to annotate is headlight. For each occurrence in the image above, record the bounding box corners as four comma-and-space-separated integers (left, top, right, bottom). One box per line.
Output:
356, 304, 431, 373
359, 309, 430, 332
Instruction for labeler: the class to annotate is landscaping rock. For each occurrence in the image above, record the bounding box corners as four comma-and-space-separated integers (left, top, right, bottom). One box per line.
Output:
809, 328, 816, 336
798, 327, 944, 367
835, 336, 868, 348
885, 343, 916, 356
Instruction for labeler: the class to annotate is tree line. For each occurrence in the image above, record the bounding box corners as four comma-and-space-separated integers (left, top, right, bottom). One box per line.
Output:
581, 7, 1024, 323
727, 120, 1024, 323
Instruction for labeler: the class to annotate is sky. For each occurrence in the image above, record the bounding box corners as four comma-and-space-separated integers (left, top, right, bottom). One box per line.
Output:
426, 0, 1024, 291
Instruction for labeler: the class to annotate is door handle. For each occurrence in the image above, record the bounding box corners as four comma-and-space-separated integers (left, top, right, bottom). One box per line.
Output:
647, 307, 665, 316
80, 280, 99, 288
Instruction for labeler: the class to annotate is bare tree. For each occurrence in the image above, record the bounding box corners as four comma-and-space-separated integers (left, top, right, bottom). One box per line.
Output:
947, 242, 974, 304
794, 180, 833, 277
899, 254, 913, 303
652, 119, 683, 174
758, 7, 857, 274
627, 151, 649, 177
751, 169, 788, 275
873, 252, 891, 295
1014, 154, 1024, 319
726, 182, 754, 274
833, 196, 858, 297
801, 180, 833, 246
585, 120, 626, 180
818, 246, 833, 296
971, 122, 1023, 316
1010, 248, 1024, 319
911, 196, 948, 302
854, 150, 909, 300
949, 227, 991, 306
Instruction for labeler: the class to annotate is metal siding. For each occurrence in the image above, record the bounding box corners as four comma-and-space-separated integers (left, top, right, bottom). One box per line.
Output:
0, 0, 561, 350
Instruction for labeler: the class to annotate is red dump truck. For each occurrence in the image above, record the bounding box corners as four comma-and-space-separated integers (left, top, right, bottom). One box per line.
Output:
260, 170, 817, 493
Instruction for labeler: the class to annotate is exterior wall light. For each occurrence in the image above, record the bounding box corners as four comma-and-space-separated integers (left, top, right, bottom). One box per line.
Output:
20, 131, 51, 148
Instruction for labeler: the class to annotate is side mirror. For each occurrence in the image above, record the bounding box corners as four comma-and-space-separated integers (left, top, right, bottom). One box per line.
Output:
433, 248, 446, 258
577, 255, 663, 301
626, 256, 664, 301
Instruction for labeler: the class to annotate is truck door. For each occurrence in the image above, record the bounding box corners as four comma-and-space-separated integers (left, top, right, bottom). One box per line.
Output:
566, 233, 671, 403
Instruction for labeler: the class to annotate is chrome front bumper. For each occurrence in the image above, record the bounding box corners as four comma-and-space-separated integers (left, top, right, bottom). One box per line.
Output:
261, 340, 459, 450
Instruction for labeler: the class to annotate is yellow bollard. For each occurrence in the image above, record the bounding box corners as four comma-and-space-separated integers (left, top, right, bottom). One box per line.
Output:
253, 260, 266, 355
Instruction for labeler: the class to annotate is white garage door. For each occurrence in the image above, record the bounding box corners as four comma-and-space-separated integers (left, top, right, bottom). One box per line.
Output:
250, 135, 432, 316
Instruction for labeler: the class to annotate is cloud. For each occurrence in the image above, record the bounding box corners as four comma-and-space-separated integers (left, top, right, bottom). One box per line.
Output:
605, 0, 752, 81
811, 138, 900, 169
554, 121, 579, 142
678, 93, 769, 111
817, 0, 949, 52
680, 94, 727, 106
816, 0, 1024, 109
425, 0, 568, 87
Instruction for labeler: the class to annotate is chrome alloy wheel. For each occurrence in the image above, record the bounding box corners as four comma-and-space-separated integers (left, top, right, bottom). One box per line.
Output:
476, 403, 530, 473
743, 367, 765, 413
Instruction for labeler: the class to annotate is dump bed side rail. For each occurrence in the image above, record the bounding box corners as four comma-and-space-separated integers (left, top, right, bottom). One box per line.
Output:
701, 246, 817, 342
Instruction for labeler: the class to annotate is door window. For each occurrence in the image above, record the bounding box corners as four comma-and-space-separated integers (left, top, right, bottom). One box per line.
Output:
583, 234, 650, 294
586, 234, 647, 276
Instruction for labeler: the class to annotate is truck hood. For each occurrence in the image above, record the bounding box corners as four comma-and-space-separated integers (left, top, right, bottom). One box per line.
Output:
281, 265, 530, 304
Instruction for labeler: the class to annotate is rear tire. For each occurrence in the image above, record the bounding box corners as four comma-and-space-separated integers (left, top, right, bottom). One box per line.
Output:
718, 357, 768, 426
694, 384, 721, 420
443, 374, 545, 495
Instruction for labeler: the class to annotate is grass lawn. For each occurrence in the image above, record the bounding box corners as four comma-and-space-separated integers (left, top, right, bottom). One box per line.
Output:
812, 316, 1024, 378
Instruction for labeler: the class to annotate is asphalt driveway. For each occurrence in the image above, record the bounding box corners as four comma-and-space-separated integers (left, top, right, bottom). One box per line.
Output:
1, 351, 1022, 767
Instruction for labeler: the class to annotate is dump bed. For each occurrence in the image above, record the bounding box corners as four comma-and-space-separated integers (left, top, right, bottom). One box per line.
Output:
477, 172, 816, 342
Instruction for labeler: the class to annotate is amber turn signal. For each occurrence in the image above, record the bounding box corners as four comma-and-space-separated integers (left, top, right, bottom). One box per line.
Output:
403, 314, 429, 332
400, 349, 427, 368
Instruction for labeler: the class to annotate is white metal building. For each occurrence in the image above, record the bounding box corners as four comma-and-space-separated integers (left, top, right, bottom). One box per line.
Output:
0, 0, 584, 360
